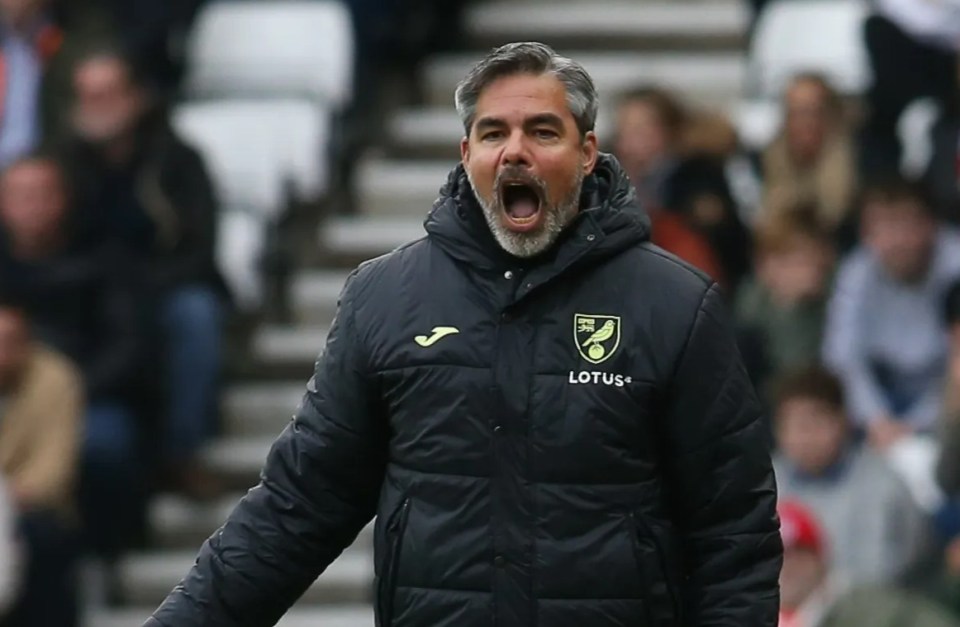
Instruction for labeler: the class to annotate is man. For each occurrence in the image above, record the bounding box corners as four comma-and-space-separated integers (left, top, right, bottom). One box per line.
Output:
0, 153, 147, 571
61, 48, 225, 498
822, 178, 960, 446
0, 301, 83, 627
147, 42, 782, 626
772, 366, 927, 585
777, 499, 956, 627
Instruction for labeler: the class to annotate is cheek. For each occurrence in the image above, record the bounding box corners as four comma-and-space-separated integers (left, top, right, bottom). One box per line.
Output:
541, 154, 584, 192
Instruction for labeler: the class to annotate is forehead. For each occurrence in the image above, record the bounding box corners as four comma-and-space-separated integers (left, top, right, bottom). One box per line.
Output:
75, 57, 129, 87
864, 198, 927, 222
3, 160, 57, 185
474, 72, 572, 124
787, 80, 826, 104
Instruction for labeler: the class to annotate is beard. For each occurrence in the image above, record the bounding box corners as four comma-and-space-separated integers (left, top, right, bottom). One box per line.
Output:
467, 166, 584, 259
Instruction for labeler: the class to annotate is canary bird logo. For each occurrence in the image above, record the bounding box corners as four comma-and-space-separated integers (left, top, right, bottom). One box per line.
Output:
574, 314, 621, 364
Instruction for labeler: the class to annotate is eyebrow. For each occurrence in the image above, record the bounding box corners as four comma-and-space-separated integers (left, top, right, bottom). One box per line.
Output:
523, 113, 564, 129
473, 113, 566, 133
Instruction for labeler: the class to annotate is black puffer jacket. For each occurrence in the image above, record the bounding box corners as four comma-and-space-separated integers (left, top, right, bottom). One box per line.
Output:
147, 155, 781, 627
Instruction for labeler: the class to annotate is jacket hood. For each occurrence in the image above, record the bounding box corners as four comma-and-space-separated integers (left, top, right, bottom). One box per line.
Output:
424, 153, 650, 272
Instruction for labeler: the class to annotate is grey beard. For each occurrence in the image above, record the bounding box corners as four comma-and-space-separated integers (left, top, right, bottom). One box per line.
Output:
467, 170, 584, 259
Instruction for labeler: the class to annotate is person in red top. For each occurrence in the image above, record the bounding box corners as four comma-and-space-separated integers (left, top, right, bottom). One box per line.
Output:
778, 499, 957, 627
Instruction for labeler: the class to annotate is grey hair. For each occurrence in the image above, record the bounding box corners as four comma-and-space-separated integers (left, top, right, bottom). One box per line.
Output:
454, 42, 599, 138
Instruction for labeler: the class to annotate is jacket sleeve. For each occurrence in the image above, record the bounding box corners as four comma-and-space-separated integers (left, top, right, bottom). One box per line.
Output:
13, 353, 83, 511
661, 283, 782, 627
146, 273, 388, 626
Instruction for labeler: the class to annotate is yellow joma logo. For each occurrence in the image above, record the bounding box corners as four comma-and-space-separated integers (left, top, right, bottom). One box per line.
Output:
415, 326, 460, 347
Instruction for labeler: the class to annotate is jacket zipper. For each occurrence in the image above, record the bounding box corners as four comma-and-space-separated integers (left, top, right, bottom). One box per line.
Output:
630, 512, 680, 626
379, 498, 411, 627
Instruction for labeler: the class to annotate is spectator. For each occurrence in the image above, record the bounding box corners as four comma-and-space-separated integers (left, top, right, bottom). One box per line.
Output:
778, 499, 958, 627
823, 178, 960, 444
61, 48, 225, 498
0, 154, 146, 576
49, 0, 208, 95
0, 301, 82, 627
735, 208, 835, 405
761, 74, 857, 236
0, 0, 64, 167
0, 475, 20, 622
613, 86, 752, 291
860, 0, 960, 177
773, 366, 928, 586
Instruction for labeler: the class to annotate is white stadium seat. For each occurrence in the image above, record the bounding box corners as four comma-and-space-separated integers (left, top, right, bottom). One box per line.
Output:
184, 0, 354, 108
172, 100, 332, 309
748, 0, 871, 99
173, 99, 331, 213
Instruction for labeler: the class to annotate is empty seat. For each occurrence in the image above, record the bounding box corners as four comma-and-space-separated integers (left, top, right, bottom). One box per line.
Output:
748, 0, 871, 99
172, 99, 331, 309
173, 99, 331, 212
184, 0, 354, 108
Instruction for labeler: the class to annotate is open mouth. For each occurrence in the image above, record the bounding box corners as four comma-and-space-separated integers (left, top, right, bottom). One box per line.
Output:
500, 181, 543, 232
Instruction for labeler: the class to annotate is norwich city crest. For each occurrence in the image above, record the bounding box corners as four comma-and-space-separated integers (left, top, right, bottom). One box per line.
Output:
574, 314, 621, 365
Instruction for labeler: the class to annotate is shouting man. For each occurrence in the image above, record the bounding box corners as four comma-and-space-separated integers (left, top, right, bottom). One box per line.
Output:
147, 42, 782, 627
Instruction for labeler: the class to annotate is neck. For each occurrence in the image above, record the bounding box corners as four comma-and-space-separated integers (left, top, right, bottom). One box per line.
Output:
13, 234, 62, 260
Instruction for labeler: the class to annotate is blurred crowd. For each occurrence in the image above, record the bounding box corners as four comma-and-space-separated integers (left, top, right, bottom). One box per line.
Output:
0, 0, 474, 624
610, 3, 960, 626
3, 0, 960, 625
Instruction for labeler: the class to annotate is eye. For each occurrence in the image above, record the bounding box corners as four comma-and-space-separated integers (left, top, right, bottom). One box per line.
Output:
480, 131, 504, 141
534, 128, 559, 139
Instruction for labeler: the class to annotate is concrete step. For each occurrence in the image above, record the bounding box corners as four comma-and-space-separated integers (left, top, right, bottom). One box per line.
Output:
149, 491, 376, 550
119, 542, 373, 607
464, 0, 747, 51
387, 108, 461, 160
223, 381, 306, 436
251, 324, 329, 373
423, 50, 745, 109
318, 215, 425, 266
87, 606, 374, 627
291, 269, 351, 325
148, 492, 245, 549
202, 434, 276, 488
356, 157, 456, 217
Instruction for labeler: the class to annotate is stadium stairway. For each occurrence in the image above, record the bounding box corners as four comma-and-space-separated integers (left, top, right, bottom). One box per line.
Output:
90, 1, 748, 624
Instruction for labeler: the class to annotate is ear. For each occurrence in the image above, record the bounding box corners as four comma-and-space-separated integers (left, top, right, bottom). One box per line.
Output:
581, 131, 599, 174
460, 136, 470, 165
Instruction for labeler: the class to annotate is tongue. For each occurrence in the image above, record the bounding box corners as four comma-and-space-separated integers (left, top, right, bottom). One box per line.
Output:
507, 198, 538, 219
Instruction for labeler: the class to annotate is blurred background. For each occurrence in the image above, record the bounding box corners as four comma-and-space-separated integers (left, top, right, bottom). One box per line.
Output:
3, 0, 960, 625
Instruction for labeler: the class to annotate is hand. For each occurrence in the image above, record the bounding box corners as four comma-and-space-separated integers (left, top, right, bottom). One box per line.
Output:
867, 417, 911, 452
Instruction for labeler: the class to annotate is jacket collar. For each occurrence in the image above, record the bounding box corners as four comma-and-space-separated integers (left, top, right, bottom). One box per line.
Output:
424, 153, 650, 290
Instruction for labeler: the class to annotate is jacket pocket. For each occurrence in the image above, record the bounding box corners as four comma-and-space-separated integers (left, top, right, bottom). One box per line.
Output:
629, 512, 680, 627
377, 497, 411, 627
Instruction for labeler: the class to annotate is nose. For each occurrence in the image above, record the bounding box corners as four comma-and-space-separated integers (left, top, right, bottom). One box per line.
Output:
500, 129, 531, 168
